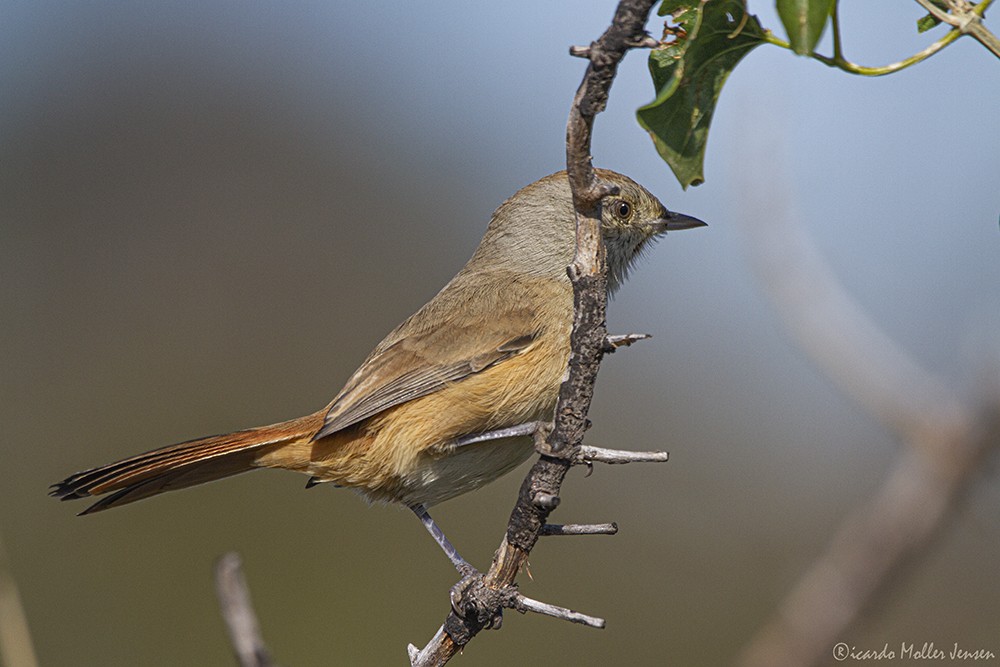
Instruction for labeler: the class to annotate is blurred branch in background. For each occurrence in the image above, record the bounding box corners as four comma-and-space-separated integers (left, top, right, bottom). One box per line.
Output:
0, 534, 39, 667
214, 553, 276, 667
735, 163, 999, 667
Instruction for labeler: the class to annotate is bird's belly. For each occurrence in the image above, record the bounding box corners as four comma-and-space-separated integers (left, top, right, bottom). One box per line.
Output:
398, 435, 536, 507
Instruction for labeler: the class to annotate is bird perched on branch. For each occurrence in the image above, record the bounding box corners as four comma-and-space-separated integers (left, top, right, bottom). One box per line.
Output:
51, 169, 704, 570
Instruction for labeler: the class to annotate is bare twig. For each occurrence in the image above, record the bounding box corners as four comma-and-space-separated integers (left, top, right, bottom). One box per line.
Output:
214, 553, 276, 667
509, 593, 606, 628
407, 2, 659, 664
604, 332, 652, 352
577, 444, 669, 464
540, 522, 619, 536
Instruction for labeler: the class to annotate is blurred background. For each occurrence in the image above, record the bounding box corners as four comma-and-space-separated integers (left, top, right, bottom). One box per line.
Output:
2, 1, 998, 665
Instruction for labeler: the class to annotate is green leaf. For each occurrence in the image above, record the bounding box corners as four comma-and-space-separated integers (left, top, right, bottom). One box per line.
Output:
916, 0, 948, 32
638, 0, 766, 188
916, 13, 941, 32
916, 14, 940, 32
776, 0, 834, 55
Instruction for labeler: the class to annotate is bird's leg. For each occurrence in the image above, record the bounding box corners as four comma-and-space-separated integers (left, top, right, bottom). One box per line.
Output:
410, 504, 506, 626
451, 421, 546, 448
409, 503, 476, 576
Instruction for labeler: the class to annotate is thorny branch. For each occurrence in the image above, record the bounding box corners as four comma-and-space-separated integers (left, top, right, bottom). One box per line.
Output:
406, 1, 661, 665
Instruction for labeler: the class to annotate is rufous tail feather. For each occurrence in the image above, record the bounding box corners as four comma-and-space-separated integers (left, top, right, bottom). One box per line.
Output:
50, 412, 322, 514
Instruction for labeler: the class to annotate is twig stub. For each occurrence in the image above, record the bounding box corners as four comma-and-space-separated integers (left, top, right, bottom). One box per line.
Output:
540, 522, 619, 536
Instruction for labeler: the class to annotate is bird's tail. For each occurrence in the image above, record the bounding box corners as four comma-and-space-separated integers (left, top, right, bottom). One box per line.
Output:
50, 412, 323, 514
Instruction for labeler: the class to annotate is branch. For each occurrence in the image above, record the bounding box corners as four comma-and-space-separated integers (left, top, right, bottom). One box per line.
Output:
736, 151, 1000, 667
577, 444, 669, 464
603, 332, 652, 352
0, 534, 39, 667
214, 553, 276, 667
738, 405, 999, 667
743, 174, 965, 446
510, 593, 606, 628
407, 2, 659, 664
915, 0, 1000, 58
540, 522, 618, 536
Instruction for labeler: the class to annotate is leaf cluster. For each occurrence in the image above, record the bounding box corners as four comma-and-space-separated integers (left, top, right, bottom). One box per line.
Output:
639, 0, 995, 188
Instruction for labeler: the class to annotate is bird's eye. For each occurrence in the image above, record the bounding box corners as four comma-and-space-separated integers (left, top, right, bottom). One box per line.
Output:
614, 200, 631, 219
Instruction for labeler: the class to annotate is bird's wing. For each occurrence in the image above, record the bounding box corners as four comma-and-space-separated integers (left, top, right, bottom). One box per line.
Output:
315, 305, 538, 440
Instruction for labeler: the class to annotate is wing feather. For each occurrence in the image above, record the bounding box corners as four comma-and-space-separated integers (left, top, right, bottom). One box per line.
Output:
315, 328, 537, 439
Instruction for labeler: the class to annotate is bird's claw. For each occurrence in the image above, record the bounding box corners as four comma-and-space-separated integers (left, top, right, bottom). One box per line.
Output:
448, 568, 504, 630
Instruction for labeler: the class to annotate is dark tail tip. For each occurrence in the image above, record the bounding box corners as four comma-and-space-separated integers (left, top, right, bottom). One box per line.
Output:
49, 480, 86, 501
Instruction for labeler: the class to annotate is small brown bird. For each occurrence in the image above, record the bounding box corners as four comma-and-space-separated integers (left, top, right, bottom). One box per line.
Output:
51, 169, 704, 570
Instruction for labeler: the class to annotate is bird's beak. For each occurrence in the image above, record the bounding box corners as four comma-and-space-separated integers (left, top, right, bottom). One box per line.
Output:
653, 210, 708, 233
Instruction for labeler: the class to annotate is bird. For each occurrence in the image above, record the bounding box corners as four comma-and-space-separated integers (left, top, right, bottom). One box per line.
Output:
51, 169, 705, 571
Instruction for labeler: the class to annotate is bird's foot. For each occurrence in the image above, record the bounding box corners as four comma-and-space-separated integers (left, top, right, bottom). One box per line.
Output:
449, 569, 506, 631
